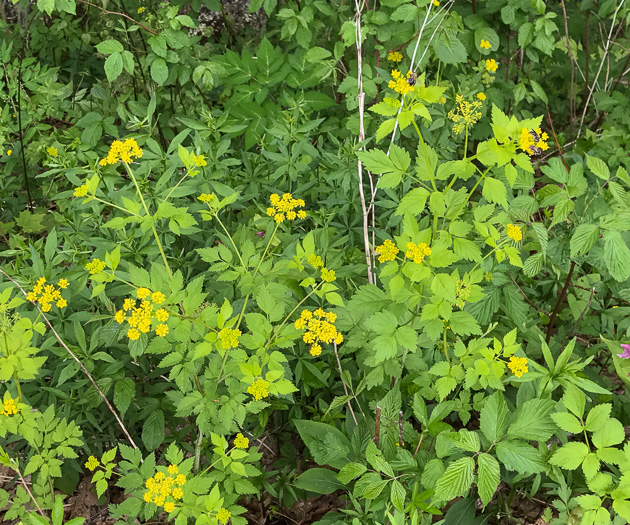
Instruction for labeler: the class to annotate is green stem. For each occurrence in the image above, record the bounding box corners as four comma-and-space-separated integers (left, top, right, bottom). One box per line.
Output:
163, 170, 192, 204
442, 325, 450, 365
13, 372, 22, 403
92, 197, 140, 216
412, 120, 437, 192
125, 163, 174, 279
214, 214, 247, 270
463, 125, 469, 160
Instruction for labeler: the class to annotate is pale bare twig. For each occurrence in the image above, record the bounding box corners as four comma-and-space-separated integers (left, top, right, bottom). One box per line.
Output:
507, 274, 551, 317
577, 0, 626, 138
0, 268, 139, 450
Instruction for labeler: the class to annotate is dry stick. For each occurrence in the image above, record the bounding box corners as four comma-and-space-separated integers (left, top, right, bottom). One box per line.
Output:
577, 0, 626, 138
333, 342, 358, 426
353, 0, 375, 285
0, 269, 139, 450
584, 12, 590, 104
560, 0, 576, 127
507, 274, 550, 317
546, 261, 576, 344
15, 466, 46, 517
77, 0, 158, 34
373, 406, 381, 447
561, 287, 595, 348
413, 433, 424, 457
546, 107, 570, 173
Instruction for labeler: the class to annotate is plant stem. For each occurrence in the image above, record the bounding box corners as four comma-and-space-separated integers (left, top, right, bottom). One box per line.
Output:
13, 372, 22, 403
214, 214, 247, 270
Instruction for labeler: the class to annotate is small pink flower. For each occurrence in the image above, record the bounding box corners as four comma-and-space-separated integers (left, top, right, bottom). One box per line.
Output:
617, 344, 630, 359
256, 231, 265, 237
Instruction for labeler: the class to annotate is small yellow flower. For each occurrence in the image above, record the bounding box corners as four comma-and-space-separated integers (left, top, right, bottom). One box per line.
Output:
98, 138, 143, 166
47, 146, 58, 157
0, 397, 18, 416
234, 432, 249, 449
375, 239, 399, 263
308, 254, 324, 268
507, 356, 528, 378
153, 495, 165, 506
56, 298, 67, 308
387, 51, 403, 63
198, 193, 215, 203
321, 268, 336, 282
155, 324, 169, 337
485, 58, 498, 72
477, 92, 486, 101
217, 508, 231, 525
506, 223, 522, 242
310, 343, 322, 356
151, 291, 165, 304
193, 154, 207, 167
6, 150, 12, 156
143, 491, 152, 502
74, 185, 89, 198
405, 242, 432, 264
155, 309, 169, 322
84, 456, 99, 471
432, 0, 439, 5
247, 378, 270, 401
115, 310, 126, 324
137, 6, 145, 12
164, 501, 175, 513
172, 487, 183, 499
218, 327, 241, 349
57, 278, 69, 289
86, 258, 106, 274
175, 474, 186, 486
127, 328, 140, 340
480, 39, 492, 50
168, 464, 178, 475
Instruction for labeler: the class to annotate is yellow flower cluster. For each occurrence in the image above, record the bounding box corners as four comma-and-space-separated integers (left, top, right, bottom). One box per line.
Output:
234, 433, 249, 449
266, 193, 306, 223
47, 146, 58, 157
518, 128, 549, 156
455, 279, 471, 309
375, 239, 399, 263
85, 258, 106, 274
137, 6, 145, 13
294, 308, 343, 356
506, 223, 522, 242
321, 268, 336, 282
144, 466, 185, 512
480, 39, 492, 49
219, 327, 241, 349
114, 287, 170, 340
507, 356, 528, 378
74, 185, 88, 197
217, 508, 231, 524
448, 95, 482, 135
308, 254, 323, 268
6, 150, 12, 156
388, 70, 415, 96
98, 138, 143, 166
85, 456, 99, 471
485, 59, 498, 72
26, 277, 68, 312
432, 0, 439, 5
198, 193, 216, 203
405, 242, 432, 264
0, 397, 18, 416
477, 92, 486, 101
193, 154, 206, 167
247, 378, 270, 400
387, 51, 403, 62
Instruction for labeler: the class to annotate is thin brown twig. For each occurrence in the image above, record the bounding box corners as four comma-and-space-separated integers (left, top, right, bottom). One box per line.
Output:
15, 465, 46, 517
508, 274, 550, 317
77, 0, 158, 35
546, 107, 570, 173
0, 268, 139, 450
373, 406, 381, 447
333, 342, 358, 425
413, 434, 424, 458
546, 261, 576, 344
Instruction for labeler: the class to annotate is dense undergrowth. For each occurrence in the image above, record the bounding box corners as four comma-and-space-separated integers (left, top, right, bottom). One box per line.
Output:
2, 0, 630, 523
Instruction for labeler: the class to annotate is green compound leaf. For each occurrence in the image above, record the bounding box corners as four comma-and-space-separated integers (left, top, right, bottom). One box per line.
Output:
433, 456, 474, 503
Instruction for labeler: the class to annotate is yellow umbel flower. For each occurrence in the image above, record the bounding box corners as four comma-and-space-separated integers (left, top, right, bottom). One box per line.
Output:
167, 464, 178, 475
84, 456, 99, 471
164, 501, 175, 513
175, 474, 186, 485
294, 308, 343, 356
476, 92, 486, 101
247, 378, 270, 400
375, 239, 399, 263
485, 59, 498, 72
172, 487, 183, 499
217, 508, 231, 525
57, 278, 69, 289
0, 397, 18, 416
115, 288, 172, 340
388, 69, 415, 96
506, 223, 522, 242
85, 259, 106, 274
143, 467, 185, 510
98, 138, 143, 166
266, 193, 306, 223
234, 432, 249, 449
480, 39, 492, 49
47, 146, 58, 157
387, 51, 403, 63
308, 254, 324, 268
405, 242, 432, 263
219, 327, 242, 349
74, 185, 88, 197
198, 193, 216, 203
518, 127, 549, 156
432, 0, 439, 5
193, 154, 207, 167
321, 268, 336, 282
137, 6, 145, 13
507, 356, 528, 378
151, 291, 165, 304
448, 94, 483, 135
28, 278, 68, 312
